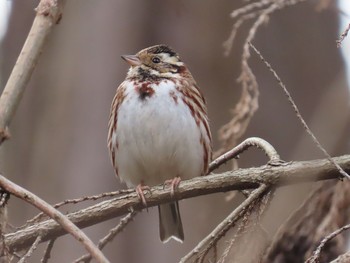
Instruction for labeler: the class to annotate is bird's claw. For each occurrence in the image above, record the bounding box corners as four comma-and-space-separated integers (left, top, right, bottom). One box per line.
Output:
135, 184, 151, 207
164, 177, 182, 197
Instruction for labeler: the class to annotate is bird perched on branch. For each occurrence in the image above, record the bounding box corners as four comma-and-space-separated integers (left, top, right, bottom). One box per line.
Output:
108, 44, 212, 243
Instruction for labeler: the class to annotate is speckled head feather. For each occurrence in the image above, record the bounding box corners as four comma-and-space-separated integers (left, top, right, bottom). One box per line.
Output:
123, 44, 188, 79
146, 44, 178, 57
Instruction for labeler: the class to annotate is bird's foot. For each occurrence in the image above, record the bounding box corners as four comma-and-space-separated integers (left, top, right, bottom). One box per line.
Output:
164, 177, 182, 197
135, 184, 151, 207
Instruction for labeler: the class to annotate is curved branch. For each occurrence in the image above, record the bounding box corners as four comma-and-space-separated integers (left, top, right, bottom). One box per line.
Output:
209, 137, 281, 173
4, 155, 350, 252
0, 175, 109, 263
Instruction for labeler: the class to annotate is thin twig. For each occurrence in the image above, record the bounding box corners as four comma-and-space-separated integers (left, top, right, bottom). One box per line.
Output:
53, 190, 133, 208
21, 190, 133, 229
4, 155, 350, 252
179, 184, 269, 263
40, 238, 56, 263
249, 42, 350, 180
219, 0, 309, 158
74, 210, 138, 263
18, 235, 42, 263
0, 0, 66, 144
218, 212, 250, 263
219, 0, 284, 157
223, 10, 263, 57
306, 223, 350, 263
203, 186, 273, 263
230, 0, 274, 18
0, 174, 109, 263
209, 137, 282, 173
336, 23, 350, 47
219, 190, 272, 263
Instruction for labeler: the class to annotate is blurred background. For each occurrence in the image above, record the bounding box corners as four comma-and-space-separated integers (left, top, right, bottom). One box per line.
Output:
0, 0, 349, 262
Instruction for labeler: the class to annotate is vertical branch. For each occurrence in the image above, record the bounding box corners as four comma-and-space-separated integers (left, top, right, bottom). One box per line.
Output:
41, 238, 56, 263
0, 0, 66, 144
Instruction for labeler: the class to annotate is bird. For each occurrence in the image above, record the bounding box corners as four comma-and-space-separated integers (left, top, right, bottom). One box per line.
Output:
107, 44, 212, 243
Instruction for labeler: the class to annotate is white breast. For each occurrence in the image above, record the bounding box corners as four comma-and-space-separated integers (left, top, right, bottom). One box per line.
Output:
113, 80, 204, 187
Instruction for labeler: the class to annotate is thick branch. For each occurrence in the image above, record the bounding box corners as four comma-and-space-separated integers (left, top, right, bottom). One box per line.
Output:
0, 0, 66, 143
5, 155, 350, 251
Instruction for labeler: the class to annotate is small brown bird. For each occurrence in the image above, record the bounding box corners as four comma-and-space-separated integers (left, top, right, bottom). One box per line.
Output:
107, 44, 212, 243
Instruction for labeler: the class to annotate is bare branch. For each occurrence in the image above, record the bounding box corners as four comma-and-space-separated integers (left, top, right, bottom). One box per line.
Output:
0, 175, 109, 263
306, 223, 350, 263
74, 210, 138, 263
223, 10, 263, 57
336, 23, 350, 47
0, 0, 66, 144
18, 235, 42, 263
218, 0, 309, 159
230, 0, 274, 19
4, 155, 350, 252
179, 184, 269, 263
209, 137, 282, 173
249, 42, 350, 180
21, 190, 133, 229
40, 238, 56, 263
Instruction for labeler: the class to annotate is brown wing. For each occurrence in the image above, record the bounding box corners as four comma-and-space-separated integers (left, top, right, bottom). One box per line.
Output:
107, 83, 127, 177
177, 79, 212, 174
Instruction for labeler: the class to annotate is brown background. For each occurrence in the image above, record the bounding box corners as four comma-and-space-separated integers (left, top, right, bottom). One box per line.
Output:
1, 0, 349, 262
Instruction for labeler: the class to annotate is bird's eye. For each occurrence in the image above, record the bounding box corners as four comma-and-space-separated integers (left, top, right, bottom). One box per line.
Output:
152, 57, 161, 63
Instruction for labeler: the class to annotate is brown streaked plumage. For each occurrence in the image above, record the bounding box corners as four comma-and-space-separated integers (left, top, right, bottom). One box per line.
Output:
108, 44, 212, 243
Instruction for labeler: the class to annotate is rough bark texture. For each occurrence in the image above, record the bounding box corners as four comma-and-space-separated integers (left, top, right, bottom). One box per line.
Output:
262, 180, 350, 263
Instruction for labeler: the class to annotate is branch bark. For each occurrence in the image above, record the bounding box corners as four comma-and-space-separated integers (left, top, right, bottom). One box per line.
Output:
5, 155, 350, 252
0, 0, 66, 143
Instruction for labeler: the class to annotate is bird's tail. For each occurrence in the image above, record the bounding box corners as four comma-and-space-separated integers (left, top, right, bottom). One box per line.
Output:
158, 201, 184, 243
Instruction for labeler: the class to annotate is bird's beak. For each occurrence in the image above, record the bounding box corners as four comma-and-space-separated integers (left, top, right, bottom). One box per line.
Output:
121, 55, 141, 66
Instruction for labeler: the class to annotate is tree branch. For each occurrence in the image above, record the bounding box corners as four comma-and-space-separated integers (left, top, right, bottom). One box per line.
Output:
40, 238, 56, 263
74, 211, 138, 263
179, 184, 269, 263
0, 175, 109, 263
249, 42, 350, 180
306, 223, 350, 263
18, 235, 41, 263
0, 0, 66, 144
4, 155, 350, 252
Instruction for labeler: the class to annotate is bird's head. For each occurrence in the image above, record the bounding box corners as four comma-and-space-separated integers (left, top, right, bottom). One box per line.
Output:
122, 45, 188, 80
